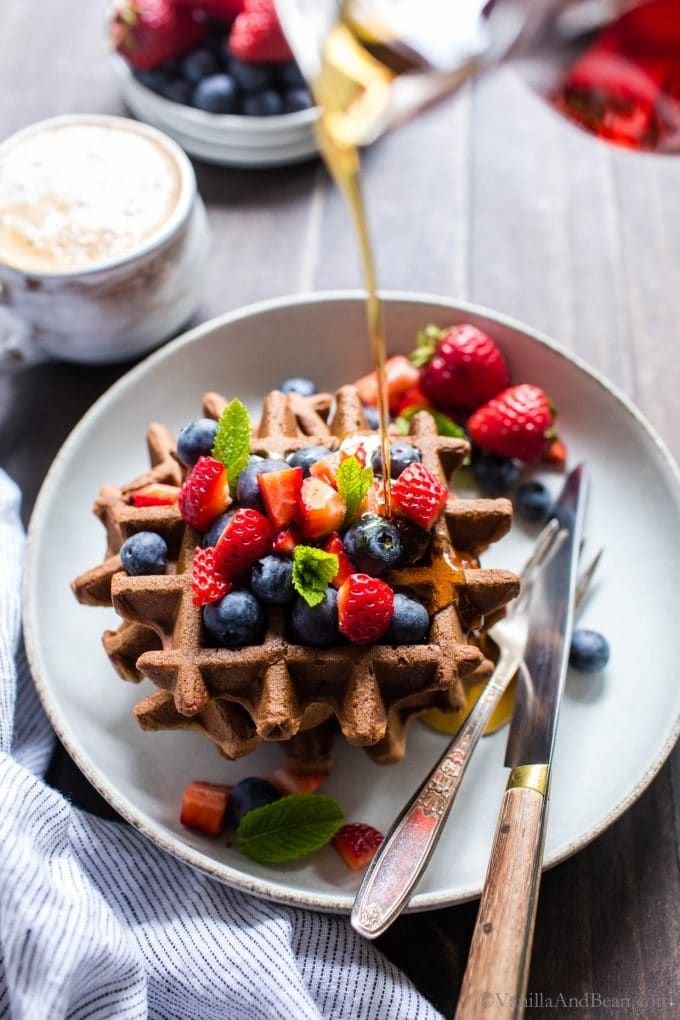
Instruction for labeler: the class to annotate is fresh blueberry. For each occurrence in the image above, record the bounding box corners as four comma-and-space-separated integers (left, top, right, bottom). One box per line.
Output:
280, 377, 316, 397
192, 74, 239, 113
278, 61, 306, 89
384, 594, 430, 644
202, 509, 235, 548
343, 513, 402, 576
394, 518, 431, 566
180, 48, 220, 85
226, 777, 281, 829
371, 440, 421, 479
160, 77, 193, 105
285, 445, 328, 477
289, 589, 339, 647
236, 458, 285, 512
363, 405, 380, 430
241, 89, 285, 117
135, 68, 167, 93
228, 57, 273, 92
120, 532, 168, 576
569, 629, 610, 673
472, 451, 520, 497
282, 87, 313, 113
250, 555, 295, 606
248, 454, 265, 465
515, 480, 553, 522
203, 590, 265, 648
177, 418, 218, 468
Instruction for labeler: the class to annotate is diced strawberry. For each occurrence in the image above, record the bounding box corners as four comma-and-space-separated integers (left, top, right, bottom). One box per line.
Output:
258, 465, 303, 529
213, 508, 273, 580
337, 573, 394, 644
392, 384, 431, 417
180, 781, 231, 837
178, 457, 230, 531
332, 822, 384, 870
191, 547, 232, 606
544, 438, 567, 468
467, 384, 555, 463
229, 0, 293, 64
353, 356, 420, 408
272, 524, 301, 554
131, 483, 181, 507
324, 533, 354, 588
391, 462, 448, 530
309, 451, 343, 487
268, 768, 328, 795
298, 477, 346, 541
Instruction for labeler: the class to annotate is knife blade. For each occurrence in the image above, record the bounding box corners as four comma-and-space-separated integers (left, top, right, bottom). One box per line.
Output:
456, 464, 588, 1020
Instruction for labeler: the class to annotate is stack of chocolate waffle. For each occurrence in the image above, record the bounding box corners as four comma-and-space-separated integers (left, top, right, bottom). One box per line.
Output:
72, 385, 519, 774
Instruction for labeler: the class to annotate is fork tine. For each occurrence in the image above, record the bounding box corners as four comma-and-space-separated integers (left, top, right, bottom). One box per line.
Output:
520, 519, 560, 582
575, 547, 603, 612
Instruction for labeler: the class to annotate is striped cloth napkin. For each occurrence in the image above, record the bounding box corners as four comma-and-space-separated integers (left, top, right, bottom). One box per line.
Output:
0, 470, 441, 1020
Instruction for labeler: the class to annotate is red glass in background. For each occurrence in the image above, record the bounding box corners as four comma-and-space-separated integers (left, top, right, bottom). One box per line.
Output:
551, 0, 680, 151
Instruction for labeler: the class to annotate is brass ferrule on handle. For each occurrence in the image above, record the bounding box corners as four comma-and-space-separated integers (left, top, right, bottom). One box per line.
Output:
506, 763, 550, 796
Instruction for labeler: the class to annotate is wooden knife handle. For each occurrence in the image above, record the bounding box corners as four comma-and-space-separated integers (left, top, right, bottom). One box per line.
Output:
456, 766, 550, 1020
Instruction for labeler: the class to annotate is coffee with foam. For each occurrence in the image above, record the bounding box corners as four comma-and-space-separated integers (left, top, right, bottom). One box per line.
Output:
0, 121, 182, 274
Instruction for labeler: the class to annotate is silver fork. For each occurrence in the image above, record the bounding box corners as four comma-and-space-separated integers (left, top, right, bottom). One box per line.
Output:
351, 521, 601, 939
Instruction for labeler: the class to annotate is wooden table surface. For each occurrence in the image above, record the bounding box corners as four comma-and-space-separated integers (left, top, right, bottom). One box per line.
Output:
2, 3, 679, 1017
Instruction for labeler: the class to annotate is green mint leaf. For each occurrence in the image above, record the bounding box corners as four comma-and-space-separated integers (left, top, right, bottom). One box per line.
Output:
292, 545, 339, 607
336, 456, 373, 525
409, 323, 443, 368
212, 399, 251, 487
236, 794, 344, 865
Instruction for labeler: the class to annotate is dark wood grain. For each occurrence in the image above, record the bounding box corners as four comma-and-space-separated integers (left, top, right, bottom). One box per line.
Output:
1, 2, 679, 1017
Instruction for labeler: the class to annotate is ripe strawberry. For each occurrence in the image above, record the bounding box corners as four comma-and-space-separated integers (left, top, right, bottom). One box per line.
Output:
467, 384, 555, 463
272, 524, 301, 555
324, 533, 354, 588
180, 781, 231, 837
354, 355, 420, 410
130, 482, 180, 507
332, 823, 384, 870
298, 477, 346, 541
111, 0, 204, 71
191, 547, 232, 606
213, 508, 273, 580
258, 465, 303, 529
415, 324, 510, 414
267, 768, 328, 795
337, 574, 394, 644
174, 0, 244, 19
229, 0, 293, 64
178, 456, 230, 530
391, 462, 448, 530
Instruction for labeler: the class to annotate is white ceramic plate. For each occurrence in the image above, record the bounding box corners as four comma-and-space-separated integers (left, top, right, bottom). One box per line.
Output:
25, 292, 680, 913
113, 56, 319, 168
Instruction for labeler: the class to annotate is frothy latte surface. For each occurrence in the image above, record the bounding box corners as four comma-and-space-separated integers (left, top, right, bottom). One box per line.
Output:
0, 121, 182, 273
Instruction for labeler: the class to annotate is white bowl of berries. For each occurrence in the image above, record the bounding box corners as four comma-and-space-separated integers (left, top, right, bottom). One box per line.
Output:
110, 0, 319, 167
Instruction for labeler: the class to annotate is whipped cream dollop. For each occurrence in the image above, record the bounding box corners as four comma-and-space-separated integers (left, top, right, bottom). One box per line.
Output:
0, 121, 182, 273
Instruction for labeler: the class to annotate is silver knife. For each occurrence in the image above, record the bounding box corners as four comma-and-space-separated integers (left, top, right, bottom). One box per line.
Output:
456, 463, 588, 1020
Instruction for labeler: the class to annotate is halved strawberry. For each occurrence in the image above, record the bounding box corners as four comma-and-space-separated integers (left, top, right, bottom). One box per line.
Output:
354, 355, 420, 410
131, 482, 181, 507
213, 508, 273, 580
191, 547, 232, 606
272, 524, 301, 555
258, 465, 303, 529
332, 822, 383, 870
268, 768, 328, 795
298, 477, 346, 541
391, 462, 448, 530
180, 781, 231, 837
324, 533, 354, 588
178, 457, 230, 531
337, 573, 394, 644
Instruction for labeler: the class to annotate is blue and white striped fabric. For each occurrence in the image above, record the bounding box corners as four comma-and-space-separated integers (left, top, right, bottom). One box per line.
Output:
0, 470, 441, 1020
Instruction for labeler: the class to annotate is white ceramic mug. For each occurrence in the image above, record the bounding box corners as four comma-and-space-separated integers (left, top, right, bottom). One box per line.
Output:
0, 114, 209, 367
